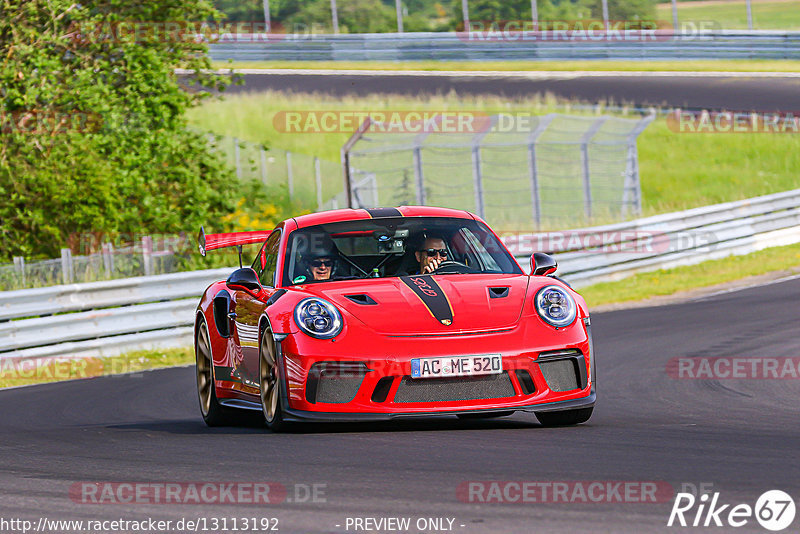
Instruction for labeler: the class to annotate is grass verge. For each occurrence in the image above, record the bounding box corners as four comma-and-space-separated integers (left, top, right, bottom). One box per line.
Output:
187, 91, 800, 217
579, 242, 800, 308
0, 347, 193, 389
211, 59, 800, 73
656, 0, 800, 30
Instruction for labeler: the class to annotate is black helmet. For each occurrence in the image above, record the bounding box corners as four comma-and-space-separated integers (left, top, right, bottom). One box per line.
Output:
294, 231, 339, 282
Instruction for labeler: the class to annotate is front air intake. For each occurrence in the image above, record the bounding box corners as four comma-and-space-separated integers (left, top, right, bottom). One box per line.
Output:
306, 362, 367, 404
393, 373, 515, 403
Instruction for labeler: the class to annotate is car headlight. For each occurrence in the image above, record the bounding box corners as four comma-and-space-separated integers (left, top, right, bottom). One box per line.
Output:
294, 298, 343, 339
535, 285, 577, 328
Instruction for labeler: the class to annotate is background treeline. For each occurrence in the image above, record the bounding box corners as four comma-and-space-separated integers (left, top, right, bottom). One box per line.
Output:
215, 0, 657, 33
0, 0, 296, 263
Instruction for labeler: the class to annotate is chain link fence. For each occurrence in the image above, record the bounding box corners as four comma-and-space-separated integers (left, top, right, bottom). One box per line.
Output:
0, 238, 180, 291
344, 113, 654, 230
208, 133, 342, 211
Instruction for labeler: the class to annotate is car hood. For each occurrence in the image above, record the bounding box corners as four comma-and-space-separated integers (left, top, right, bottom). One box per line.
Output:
302, 274, 530, 335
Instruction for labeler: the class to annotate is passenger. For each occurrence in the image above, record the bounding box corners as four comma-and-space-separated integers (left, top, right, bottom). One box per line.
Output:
308, 255, 334, 281
298, 232, 340, 282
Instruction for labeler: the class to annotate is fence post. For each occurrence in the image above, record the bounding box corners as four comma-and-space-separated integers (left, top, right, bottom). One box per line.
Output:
13, 256, 25, 286
625, 113, 655, 217
142, 236, 153, 276
102, 243, 114, 277
527, 114, 557, 229
260, 147, 268, 183
286, 151, 294, 200
340, 118, 373, 208
469, 116, 495, 220
314, 157, 323, 211
411, 130, 431, 205
579, 117, 608, 222
61, 248, 73, 284
233, 137, 242, 180
471, 146, 485, 220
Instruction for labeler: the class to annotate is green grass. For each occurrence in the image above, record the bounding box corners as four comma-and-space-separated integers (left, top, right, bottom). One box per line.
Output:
656, 0, 800, 30
0, 347, 193, 389
212, 59, 800, 72
187, 91, 800, 218
580, 242, 800, 308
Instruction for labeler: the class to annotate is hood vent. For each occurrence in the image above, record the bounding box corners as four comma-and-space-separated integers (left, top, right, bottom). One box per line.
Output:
345, 293, 377, 305
488, 287, 510, 299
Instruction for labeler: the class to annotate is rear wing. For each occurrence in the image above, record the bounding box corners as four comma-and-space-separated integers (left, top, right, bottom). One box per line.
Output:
197, 226, 271, 265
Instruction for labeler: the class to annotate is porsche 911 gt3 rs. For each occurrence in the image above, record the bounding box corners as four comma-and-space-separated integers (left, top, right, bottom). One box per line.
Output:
194, 206, 595, 431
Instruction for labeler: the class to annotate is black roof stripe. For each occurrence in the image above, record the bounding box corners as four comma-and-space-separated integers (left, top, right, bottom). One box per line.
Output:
365, 207, 402, 218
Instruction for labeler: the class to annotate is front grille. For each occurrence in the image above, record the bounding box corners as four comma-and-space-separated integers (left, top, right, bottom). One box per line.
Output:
393, 372, 515, 403
538, 359, 580, 392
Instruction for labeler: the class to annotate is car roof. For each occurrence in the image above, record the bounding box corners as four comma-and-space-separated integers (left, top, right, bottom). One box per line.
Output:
292, 206, 476, 229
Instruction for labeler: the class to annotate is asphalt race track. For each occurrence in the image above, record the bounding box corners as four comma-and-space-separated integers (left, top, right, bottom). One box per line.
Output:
1, 277, 799, 533
230, 71, 800, 111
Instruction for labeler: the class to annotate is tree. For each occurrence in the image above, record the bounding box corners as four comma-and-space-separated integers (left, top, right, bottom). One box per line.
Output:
0, 0, 237, 259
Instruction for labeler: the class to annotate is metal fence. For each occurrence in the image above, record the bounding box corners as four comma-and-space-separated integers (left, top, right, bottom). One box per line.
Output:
0, 239, 181, 291
343, 113, 654, 229
208, 133, 341, 211
209, 31, 800, 62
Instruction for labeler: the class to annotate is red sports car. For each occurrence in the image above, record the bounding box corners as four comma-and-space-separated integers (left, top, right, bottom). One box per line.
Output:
194, 206, 595, 431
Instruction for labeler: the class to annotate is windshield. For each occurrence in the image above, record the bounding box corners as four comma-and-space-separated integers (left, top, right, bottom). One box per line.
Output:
283, 216, 522, 285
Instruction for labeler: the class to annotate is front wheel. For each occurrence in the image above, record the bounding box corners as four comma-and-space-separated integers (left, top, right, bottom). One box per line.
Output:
535, 407, 593, 427
260, 326, 290, 432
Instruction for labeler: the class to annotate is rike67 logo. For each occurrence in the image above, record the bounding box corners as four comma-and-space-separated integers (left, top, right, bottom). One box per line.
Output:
668, 490, 796, 531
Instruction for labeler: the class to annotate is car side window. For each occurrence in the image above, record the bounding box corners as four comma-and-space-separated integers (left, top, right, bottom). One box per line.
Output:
253, 230, 281, 287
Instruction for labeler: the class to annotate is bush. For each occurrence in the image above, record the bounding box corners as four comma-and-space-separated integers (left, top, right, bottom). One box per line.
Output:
0, 0, 237, 260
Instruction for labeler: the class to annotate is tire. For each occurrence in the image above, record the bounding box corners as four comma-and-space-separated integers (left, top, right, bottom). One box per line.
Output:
535, 407, 593, 427
457, 411, 515, 420
195, 319, 238, 427
260, 326, 291, 432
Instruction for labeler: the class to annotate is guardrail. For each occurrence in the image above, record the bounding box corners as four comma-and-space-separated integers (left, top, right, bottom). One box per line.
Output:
209, 31, 800, 62
506, 188, 800, 287
0, 269, 231, 361
2, 189, 799, 363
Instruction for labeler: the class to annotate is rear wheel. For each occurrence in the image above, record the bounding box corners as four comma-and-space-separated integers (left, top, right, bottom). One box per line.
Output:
196, 319, 234, 426
260, 326, 290, 432
535, 407, 593, 427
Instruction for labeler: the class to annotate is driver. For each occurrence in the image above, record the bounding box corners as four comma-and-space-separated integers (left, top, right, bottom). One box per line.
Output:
414, 235, 449, 274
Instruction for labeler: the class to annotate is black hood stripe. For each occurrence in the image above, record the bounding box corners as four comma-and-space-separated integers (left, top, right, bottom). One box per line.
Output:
365, 207, 402, 218
400, 275, 454, 325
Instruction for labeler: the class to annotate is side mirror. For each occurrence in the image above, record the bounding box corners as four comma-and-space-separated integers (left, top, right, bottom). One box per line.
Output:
531, 252, 558, 276
226, 267, 262, 293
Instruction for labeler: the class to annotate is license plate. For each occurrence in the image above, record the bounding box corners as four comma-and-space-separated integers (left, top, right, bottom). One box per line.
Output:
411, 355, 502, 379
